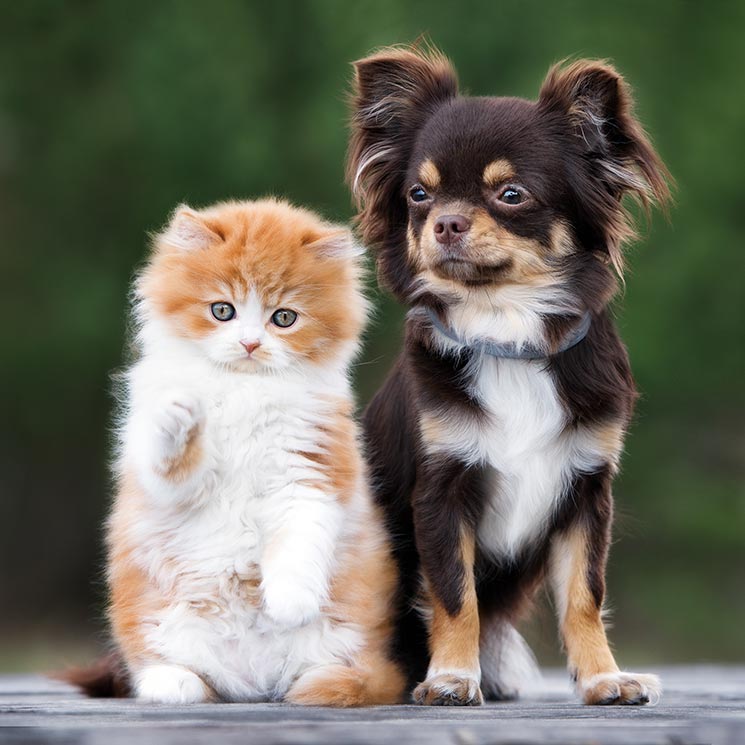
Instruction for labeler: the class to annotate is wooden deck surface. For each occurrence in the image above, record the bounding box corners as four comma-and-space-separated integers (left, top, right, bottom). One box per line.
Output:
1, 666, 743, 744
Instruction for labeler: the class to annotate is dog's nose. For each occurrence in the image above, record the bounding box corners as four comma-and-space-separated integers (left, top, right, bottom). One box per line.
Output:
434, 214, 471, 244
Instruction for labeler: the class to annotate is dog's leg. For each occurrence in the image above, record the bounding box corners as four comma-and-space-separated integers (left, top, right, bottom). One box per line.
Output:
413, 529, 482, 706
410, 461, 485, 706
549, 476, 660, 705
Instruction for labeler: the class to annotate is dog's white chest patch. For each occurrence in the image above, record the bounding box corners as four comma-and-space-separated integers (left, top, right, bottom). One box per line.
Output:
470, 357, 601, 559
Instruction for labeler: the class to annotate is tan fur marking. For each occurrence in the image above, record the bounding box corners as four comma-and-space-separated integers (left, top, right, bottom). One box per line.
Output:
155, 427, 202, 482
108, 553, 153, 661
469, 210, 554, 282
413, 205, 564, 290
418, 158, 441, 190
419, 412, 446, 446
551, 221, 577, 257
590, 420, 626, 471
296, 399, 362, 504
483, 159, 516, 186
556, 527, 618, 687
427, 529, 480, 674
107, 471, 164, 664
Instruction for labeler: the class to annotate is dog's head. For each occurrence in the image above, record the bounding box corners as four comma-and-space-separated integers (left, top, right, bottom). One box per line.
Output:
348, 45, 670, 320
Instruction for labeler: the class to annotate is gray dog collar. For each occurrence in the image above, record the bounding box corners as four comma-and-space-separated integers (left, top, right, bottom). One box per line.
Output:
425, 309, 592, 360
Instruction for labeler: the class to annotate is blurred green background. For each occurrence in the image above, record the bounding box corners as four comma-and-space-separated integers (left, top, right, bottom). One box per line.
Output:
1, 1, 743, 673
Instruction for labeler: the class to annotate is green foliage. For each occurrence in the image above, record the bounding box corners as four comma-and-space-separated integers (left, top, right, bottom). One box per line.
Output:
1, 0, 742, 665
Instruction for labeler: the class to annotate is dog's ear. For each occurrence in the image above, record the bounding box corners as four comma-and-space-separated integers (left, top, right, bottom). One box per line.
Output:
539, 60, 671, 275
347, 44, 457, 291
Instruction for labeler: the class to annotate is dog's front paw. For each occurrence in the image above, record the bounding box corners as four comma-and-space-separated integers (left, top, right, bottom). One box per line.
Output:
413, 674, 483, 706
261, 578, 322, 629
152, 391, 204, 466
580, 671, 661, 705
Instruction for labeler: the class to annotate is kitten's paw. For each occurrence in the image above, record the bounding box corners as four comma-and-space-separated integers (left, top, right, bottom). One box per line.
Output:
152, 391, 204, 464
135, 664, 212, 704
413, 674, 483, 706
261, 579, 322, 629
580, 671, 661, 705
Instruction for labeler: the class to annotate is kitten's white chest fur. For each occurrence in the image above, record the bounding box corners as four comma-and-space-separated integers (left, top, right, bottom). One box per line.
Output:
120, 348, 363, 701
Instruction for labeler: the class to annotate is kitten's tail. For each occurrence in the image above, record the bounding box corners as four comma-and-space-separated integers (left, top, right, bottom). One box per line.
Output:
52, 651, 131, 698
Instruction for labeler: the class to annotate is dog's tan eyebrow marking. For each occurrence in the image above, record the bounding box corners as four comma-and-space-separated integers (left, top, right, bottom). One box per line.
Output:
483, 159, 516, 186
418, 159, 441, 189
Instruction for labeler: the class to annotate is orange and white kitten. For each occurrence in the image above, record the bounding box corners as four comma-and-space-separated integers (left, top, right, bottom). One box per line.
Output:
108, 199, 404, 705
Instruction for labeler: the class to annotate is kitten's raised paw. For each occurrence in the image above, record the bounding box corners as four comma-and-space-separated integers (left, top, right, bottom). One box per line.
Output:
135, 664, 212, 704
261, 580, 321, 629
413, 674, 483, 706
153, 391, 204, 461
580, 671, 661, 705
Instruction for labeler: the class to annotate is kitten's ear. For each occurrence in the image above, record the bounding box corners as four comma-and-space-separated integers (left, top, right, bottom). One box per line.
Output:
538, 60, 671, 274
306, 227, 363, 261
160, 205, 222, 251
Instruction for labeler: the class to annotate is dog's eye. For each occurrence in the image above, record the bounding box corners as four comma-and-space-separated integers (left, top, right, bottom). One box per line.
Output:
497, 185, 528, 206
409, 186, 430, 203
271, 309, 298, 328
211, 302, 235, 321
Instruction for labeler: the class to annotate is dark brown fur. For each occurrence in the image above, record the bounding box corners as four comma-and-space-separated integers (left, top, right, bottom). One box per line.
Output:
55, 651, 131, 698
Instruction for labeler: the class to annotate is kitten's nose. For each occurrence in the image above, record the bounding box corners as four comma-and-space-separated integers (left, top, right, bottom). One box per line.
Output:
241, 340, 261, 355
434, 214, 471, 245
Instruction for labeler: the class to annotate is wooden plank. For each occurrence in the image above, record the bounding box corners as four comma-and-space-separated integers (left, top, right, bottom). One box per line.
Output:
0, 667, 743, 745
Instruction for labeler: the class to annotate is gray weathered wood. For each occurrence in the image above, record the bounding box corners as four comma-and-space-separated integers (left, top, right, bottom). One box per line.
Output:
1, 666, 743, 744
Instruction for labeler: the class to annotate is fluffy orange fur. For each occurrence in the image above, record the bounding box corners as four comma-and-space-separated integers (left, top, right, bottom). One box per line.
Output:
139, 199, 367, 364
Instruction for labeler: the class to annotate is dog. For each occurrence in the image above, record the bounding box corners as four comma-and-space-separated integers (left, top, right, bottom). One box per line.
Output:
348, 44, 671, 706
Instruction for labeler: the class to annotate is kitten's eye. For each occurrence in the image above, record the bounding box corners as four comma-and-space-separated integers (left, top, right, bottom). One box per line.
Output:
211, 302, 235, 321
409, 186, 430, 203
271, 309, 298, 328
497, 185, 529, 206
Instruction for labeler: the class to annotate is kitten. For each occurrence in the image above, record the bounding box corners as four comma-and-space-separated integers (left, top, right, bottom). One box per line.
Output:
104, 198, 404, 705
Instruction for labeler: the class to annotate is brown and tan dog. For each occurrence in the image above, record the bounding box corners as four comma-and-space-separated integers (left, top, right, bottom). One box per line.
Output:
349, 44, 671, 706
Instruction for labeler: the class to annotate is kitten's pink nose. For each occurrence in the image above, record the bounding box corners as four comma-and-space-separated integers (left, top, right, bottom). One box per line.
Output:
241, 340, 261, 355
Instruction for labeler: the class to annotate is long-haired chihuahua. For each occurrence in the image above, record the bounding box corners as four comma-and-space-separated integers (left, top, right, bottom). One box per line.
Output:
348, 44, 671, 706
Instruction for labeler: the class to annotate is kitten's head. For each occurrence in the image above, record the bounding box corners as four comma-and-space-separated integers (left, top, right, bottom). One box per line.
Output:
138, 199, 367, 373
